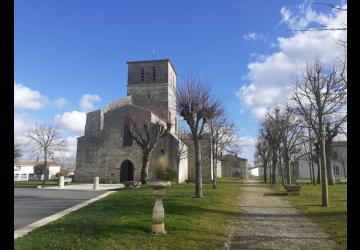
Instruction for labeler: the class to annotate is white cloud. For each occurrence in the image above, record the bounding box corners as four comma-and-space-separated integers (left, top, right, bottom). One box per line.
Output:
237, 136, 257, 147
54, 111, 86, 135
80, 94, 101, 112
53, 97, 68, 108
14, 82, 48, 109
236, 2, 347, 119
52, 136, 78, 160
243, 32, 266, 41
233, 136, 257, 166
243, 32, 257, 40
14, 113, 33, 145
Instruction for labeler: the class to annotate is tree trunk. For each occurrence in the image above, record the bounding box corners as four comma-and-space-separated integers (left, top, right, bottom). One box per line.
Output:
43, 151, 48, 185
309, 129, 316, 185
269, 162, 272, 182
325, 141, 336, 185
140, 153, 150, 184
263, 161, 268, 182
279, 156, 285, 186
271, 152, 277, 184
320, 130, 329, 207
310, 154, 316, 185
194, 139, 203, 198
212, 157, 217, 189
284, 153, 291, 185
309, 159, 313, 185
317, 151, 321, 184
342, 162, 347, 180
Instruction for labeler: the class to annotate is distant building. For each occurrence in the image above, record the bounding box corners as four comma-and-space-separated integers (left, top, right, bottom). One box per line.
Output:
258, 141, 347, 181
14, 160, 62, 181
75, 59, 218, 184
297, 140, 347, 179
180, 133, 218, 182
220, 154, 248, 179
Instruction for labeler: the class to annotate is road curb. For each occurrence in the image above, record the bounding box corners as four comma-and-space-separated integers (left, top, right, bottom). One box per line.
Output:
14, 191, 116, 239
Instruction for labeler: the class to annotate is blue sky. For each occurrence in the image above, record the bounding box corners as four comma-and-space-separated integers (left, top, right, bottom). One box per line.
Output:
14, 0, 347, 166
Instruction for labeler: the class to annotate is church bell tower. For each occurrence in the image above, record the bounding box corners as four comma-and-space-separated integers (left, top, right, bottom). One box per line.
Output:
126, 59, 177, 133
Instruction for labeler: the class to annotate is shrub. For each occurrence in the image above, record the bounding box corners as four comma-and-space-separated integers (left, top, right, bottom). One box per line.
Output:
154, 156, 177, 181
55, 171, 66, 178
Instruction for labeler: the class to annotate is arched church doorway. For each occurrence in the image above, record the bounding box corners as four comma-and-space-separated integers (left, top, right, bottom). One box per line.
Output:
120, 160, 134, 183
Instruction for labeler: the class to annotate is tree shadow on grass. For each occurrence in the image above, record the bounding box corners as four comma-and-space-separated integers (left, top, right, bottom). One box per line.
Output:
264, 192, 288, 196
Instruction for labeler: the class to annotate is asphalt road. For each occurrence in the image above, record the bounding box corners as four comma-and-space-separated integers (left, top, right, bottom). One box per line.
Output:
14, 188, 106, 230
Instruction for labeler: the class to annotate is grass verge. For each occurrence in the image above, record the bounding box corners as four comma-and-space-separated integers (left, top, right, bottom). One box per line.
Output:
14, 179, 243, 250
14, 180, 60, 188
271, 183, 347, 249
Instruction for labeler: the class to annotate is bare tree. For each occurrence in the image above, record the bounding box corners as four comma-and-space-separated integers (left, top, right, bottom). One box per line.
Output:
324, 115, 347, 185
256, 130, 271, 182
337, 150, 347, 180
177, 76, 223, 198
14, 143, 22, 161
292, 59, 346, 206
278, 106, 303, 184
125, 114, 171, 184
262, 108, 282, 184
298, 127, 317, 185
26, 122, 67, 184
207, 115, 237, 189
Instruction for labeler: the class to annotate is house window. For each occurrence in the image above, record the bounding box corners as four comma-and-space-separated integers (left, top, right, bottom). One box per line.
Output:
123, 125, 133, 147
333, 165, 340, 176
152, 67, 156, 81
332, 151, 339, 160
141, 67, 144, 83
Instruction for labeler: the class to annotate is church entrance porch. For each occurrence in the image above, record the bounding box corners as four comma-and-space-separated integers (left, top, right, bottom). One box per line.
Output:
120, 160, 134, 183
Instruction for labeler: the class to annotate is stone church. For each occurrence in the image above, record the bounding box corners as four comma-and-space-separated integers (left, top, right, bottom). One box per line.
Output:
75, 59, 216, 184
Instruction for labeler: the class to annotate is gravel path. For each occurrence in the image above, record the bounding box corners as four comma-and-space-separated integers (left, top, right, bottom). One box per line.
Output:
223, 180, 337, 250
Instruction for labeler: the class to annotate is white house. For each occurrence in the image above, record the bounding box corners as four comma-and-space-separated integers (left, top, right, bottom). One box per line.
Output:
14, 160, 62, 181
258, 141, 347, 181
297, 141, 347, 180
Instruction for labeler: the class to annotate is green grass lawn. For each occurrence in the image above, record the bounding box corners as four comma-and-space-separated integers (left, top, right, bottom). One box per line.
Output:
14, 179, 243, 250
271, 183, 347, 249
14, 180, 60, 188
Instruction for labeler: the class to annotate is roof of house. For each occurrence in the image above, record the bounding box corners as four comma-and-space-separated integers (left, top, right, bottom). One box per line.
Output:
332, 141, 347, 147
219, 154, 247, 162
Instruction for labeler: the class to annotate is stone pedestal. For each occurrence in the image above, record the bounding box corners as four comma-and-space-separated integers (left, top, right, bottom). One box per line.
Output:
147, 180, 171, 235
93, 177, 99, 190
58, 176, 64, 189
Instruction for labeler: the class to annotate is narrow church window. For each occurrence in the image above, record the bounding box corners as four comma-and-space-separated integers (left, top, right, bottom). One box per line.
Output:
141, 67, 144, 83
123, 125, 133, 147
152, 67, 156, 81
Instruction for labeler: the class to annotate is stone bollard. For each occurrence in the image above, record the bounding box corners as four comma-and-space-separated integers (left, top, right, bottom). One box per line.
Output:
58, 176, 64, 189
93, 177, 99, 190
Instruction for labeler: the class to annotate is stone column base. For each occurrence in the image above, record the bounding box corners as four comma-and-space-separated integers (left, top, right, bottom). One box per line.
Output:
152, 223, 166, 234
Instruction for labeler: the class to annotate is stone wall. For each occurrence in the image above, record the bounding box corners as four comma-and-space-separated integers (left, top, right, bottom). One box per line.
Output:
220, 156, 247, 179
180, 134, 213, 182
127, 60, 177, 133
75, 104, 187, 183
